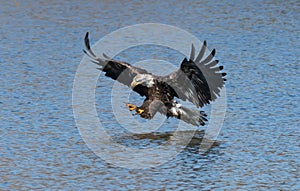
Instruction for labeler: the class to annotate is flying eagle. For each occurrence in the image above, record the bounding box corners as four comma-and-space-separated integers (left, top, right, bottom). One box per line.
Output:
83, 32, 226, 126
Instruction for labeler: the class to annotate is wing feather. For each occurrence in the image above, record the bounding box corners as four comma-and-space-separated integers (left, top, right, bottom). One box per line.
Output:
163, 42, 226, 107
83, 32, 150, 97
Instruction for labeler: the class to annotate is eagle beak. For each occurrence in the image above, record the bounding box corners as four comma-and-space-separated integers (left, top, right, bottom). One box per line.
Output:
130, 81, 140, 89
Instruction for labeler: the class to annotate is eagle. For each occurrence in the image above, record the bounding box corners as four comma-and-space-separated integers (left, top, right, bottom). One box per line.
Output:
83, 32, 226, 126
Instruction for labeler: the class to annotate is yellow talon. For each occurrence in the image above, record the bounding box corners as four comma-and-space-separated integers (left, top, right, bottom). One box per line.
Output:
136, 109, 144, 114
126, 103, 136, 111
126, 103, 144, 115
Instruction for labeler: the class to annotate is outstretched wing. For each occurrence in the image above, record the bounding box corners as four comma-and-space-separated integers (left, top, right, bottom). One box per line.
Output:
83, 32, 151, 97
163, 41, 226, 107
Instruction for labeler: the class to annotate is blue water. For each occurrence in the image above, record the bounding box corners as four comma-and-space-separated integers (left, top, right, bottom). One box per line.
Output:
1, 0, 299, 190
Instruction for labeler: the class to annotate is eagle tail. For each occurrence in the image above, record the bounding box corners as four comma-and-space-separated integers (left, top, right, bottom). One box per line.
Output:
178, 106, 207, 126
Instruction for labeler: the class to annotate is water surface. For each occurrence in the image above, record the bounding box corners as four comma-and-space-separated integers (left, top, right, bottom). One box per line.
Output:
1, 0, 299, 190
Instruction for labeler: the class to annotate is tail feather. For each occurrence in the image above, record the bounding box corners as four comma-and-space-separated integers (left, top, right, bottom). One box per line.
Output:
179, 106, 207, 126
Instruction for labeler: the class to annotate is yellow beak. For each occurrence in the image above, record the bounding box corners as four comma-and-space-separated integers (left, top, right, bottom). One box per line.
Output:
130, 81, 140, 89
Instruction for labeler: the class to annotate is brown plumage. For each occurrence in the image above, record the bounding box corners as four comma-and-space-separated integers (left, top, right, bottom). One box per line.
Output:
83, 32, 226, 126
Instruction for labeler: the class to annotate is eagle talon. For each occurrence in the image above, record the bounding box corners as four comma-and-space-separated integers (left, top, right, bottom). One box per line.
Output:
136, 108, 144, 115
126, 103, 144, 115
126, 103, 137, 111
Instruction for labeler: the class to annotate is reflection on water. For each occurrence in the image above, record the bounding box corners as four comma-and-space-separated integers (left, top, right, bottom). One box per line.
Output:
1, 0, 299, 190
117, 130, 221, 149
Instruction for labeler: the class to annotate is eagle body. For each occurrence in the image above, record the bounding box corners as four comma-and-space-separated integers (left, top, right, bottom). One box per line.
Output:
134, 79, 177, 119
83, 32, 226, 126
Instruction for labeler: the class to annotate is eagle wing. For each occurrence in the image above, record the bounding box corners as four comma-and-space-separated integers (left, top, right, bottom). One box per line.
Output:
163, 42, 226, 107
83, 32, 151, 97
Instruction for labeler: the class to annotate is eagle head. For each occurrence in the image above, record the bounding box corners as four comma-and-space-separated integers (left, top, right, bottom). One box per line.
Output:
131, 74, 155, 89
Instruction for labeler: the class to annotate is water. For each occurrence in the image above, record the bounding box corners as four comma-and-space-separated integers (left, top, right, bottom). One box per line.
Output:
1, 0, 299, 190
